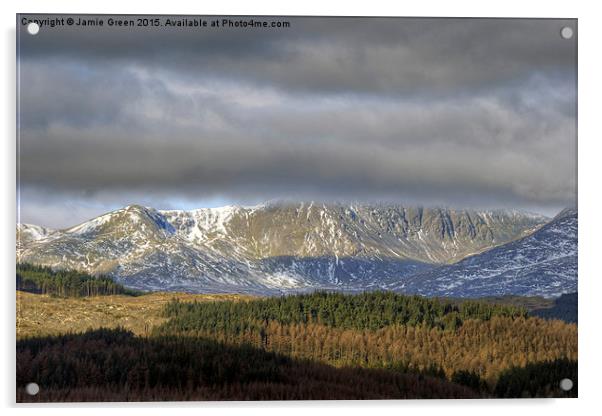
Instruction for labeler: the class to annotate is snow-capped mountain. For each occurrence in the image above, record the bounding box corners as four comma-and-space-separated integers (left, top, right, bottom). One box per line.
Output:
396, 209, 577, 298
16, 202, 549, 294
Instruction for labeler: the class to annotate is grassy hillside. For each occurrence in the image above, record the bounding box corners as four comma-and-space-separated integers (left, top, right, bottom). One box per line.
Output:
16, 291, 252, 339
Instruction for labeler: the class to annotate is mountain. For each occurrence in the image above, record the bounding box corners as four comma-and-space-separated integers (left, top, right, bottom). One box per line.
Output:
396, 210, 577, 298
17, 202, 548, 294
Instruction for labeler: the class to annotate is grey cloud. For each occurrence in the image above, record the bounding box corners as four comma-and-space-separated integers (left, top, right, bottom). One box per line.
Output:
17, 16, 577, 227
19, 74, 575, 202
19, 16, 576, 96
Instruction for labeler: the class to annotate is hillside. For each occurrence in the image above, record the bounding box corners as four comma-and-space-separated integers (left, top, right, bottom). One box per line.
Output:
155, 292, 576, 385
17, 291, 577, 401
17, 202, 546, 294
17, 328, 478, 402
16, 291, 251, 339
531, 292, 578, 323
396, 210, 577, 298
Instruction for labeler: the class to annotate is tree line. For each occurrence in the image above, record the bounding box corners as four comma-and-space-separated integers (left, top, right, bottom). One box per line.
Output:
16, 263, 140, 297
162, 291, 528, 333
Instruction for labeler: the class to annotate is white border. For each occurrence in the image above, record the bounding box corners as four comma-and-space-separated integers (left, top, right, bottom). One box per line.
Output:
2, 1, 601, 415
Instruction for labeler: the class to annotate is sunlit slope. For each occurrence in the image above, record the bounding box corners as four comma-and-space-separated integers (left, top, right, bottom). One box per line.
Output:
17, 202, 547, 293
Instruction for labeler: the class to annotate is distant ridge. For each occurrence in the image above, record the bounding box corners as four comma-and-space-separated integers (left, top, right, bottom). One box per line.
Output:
17, 202, 552, 295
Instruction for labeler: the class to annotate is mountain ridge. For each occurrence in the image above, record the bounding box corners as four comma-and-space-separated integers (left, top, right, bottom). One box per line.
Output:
17, 202, 554, 295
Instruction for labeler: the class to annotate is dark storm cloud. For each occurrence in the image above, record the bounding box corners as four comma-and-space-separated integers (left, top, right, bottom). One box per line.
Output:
17, 15, 577, 227
19, 16, 576, 96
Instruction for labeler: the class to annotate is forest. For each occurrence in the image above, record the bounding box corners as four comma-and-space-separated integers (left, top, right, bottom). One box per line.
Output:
160, 290, 529, 332
17, 290, 577, 401
16, 263, 139, 297
155, 292, 576, 387
17, 328, 477, 401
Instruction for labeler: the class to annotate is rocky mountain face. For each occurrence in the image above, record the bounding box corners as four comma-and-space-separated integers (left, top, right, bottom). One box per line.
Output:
396, 209, 577, 298
16, 202, 549, 294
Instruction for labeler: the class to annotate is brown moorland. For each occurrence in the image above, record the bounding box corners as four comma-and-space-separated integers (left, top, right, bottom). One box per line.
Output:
16, 290, 253, 339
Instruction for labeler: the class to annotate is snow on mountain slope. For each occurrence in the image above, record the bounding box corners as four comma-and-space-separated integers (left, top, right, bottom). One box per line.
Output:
16, 202, 551, 294
16, 223, 57, 253
395, 210, 577, 298
160, 202, 546, 263
17, 223, 54, 241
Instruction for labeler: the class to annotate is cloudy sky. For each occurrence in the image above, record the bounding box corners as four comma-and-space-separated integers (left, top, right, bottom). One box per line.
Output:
18, 16, 577, 228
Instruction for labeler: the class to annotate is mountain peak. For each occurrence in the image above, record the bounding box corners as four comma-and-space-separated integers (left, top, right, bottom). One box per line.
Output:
124, 203, 150, 211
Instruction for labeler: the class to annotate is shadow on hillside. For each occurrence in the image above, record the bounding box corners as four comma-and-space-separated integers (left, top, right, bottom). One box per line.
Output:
17, 328, 477, 402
